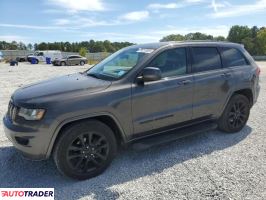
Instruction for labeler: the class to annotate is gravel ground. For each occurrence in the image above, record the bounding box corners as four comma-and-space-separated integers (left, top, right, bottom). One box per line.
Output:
0, 62, 265, 200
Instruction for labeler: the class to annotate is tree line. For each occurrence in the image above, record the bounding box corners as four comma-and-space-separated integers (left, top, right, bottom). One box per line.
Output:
0, 25, 266, 55
160, 25, 266, 56
0, 40, 133, 53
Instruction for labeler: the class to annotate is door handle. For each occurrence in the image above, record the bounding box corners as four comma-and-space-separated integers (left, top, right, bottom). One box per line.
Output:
178, 80, 192, 85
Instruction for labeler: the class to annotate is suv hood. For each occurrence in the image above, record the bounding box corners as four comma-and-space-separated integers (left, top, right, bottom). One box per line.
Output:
12, 73, 111, 104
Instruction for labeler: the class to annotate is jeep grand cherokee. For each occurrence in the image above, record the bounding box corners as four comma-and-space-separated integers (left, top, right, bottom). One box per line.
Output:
3, 41, 260, 180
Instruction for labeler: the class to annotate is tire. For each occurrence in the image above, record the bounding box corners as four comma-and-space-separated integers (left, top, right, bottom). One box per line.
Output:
80, 61, 85, 66
36, 59, 39, 64
53, 120, 117, 180
218, 94, 250, 133
61, 61, 66, 66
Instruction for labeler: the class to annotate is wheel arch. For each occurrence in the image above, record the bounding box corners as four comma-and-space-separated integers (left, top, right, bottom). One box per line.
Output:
220, 88, 253, 117
46, 113, 127, 158
234, 88, 253, 106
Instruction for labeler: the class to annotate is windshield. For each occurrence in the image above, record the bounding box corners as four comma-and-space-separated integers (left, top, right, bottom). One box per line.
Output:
87, 47, 154, 80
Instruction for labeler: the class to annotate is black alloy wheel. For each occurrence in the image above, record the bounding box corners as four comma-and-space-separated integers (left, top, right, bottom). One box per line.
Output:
227, 101, 248, 130
53, 120, 117, 180
218, 94, 250, 133
66, 132, 109, 173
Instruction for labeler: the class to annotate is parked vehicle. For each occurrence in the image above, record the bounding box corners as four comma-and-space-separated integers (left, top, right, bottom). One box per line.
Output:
52, 55, 87, 66
27, 51, 62, 64
0, 51, 3, 62
3, 41, 260, 180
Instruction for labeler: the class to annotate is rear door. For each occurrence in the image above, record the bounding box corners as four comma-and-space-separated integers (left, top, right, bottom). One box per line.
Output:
191, 46, 234, 119
131, 47, 194, 135
67, 56, 75, 65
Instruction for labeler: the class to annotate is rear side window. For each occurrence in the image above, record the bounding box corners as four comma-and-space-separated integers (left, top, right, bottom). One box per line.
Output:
191, 47, 222, 73
220, 47, 248, 67
73, 56, 81, 58
68, 56, 79, 59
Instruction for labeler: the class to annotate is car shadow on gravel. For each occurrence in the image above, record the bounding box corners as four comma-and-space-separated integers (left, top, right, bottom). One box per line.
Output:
0, 126, 252, 200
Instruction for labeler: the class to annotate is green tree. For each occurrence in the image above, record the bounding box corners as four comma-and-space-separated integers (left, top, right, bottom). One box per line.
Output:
79, 47, 88, 57
160, 34, 185, 42
10, 41, 18, 50
185, 32, 213, 40
93, 41, 106, 52
33, 43, 38, 51
37, 42, 48, 50
227, 25, 252, 43
103, 40, 115, 52
257, 29, 266, 54
27, 43, 33, 50
18, 42, 26, 50
214, 36, 226, 41
241, 37, 254, 54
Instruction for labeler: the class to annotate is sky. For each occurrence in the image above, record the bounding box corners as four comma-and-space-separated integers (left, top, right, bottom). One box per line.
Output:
0, 0, 266, 44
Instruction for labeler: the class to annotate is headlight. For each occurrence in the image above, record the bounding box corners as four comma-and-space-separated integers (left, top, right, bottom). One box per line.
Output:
18, 108, 45, 120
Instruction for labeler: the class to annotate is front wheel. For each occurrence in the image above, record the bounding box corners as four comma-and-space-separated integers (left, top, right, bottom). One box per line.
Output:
53, 120, 117, 180
60, 61, 66, 66
218, 94, 250, 133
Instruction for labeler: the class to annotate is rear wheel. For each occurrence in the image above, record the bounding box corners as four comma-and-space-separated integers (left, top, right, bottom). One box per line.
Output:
53, 120, 117, 180
218, 94, 250, 133
80, 61, 85, 66
61, 61, 66, 66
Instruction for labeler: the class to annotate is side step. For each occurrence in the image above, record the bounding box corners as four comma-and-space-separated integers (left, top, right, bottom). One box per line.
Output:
131, 121, 217, 151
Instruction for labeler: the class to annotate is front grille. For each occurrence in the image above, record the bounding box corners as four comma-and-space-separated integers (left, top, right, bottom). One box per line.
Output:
7, 101, 18, 121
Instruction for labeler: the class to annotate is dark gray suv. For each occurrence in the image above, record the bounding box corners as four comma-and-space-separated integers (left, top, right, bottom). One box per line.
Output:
3, 42, 260, 180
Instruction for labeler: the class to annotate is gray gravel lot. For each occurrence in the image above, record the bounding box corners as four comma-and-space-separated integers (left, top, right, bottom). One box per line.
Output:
0, 62, 265, 200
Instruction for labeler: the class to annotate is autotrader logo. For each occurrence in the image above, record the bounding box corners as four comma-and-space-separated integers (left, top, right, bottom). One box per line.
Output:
0, 188, 54, 200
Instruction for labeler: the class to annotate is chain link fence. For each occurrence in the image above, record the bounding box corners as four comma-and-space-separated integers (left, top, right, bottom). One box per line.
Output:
2, 50, 264, 63
0, 50, 110, 63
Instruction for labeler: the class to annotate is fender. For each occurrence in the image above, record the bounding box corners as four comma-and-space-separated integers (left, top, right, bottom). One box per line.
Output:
45, 111, 128, 158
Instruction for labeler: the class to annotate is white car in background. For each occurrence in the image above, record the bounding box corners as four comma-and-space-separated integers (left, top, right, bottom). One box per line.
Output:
27, 50, 62, 63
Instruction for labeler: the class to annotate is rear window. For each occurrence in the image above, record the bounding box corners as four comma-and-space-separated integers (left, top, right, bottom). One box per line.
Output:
220, 47, 248, 67
191, 47, 222, 72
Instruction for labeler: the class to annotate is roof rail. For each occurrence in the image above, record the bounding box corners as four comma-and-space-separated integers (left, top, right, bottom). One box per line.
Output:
167, 40, 231, 43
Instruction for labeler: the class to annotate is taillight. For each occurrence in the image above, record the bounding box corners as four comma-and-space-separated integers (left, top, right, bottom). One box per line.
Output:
256, 67, 261, 76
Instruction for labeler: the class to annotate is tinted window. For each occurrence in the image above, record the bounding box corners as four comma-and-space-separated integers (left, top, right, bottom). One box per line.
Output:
149, 48, 187, 77
220, 47, 248, 67
192, 47, 221, 72
68, 56, 79, 59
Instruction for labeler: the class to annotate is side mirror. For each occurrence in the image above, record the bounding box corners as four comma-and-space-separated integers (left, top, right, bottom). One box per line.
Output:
138, 67, 162, 83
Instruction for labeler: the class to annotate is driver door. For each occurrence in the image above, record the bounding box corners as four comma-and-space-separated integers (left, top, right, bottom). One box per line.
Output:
131, 47, 194, 135
37, 52, 45, 62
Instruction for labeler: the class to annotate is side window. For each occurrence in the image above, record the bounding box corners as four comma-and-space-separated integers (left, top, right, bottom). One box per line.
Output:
220, 47, 248, 67
149, 48, 187, 78
38, 52, 44, 56
191, 47, 222, 72
68, 56, 74, 59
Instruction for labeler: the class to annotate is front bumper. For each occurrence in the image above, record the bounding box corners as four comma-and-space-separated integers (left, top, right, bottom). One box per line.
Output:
3, 115, 51, 160
52, 61, 61, 66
